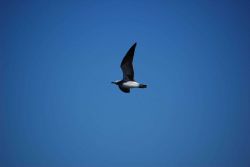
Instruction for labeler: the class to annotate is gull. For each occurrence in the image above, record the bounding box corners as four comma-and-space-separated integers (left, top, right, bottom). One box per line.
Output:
112, 42, 147, 93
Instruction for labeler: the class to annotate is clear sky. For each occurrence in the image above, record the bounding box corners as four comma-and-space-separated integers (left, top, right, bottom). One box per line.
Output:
1, 0, 250, 167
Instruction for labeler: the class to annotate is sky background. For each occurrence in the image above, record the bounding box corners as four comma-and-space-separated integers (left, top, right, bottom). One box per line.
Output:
1, 0, 250, 167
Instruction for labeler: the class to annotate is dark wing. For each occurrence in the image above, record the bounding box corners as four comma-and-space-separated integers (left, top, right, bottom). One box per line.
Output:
119, 85, 130, 93
120, 43, 137, 81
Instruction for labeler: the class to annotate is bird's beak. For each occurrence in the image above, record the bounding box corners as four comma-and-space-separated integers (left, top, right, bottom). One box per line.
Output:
111, 81, 116, 84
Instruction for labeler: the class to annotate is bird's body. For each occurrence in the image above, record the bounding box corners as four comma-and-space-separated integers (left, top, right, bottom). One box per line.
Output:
122, 81, 140, 88
112, 42, 147, 93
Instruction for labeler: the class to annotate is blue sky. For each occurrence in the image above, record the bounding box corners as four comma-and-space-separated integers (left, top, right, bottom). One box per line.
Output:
1, 0, 250, 167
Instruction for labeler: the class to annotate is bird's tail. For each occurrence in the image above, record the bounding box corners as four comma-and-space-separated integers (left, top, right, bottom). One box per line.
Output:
139, 84, 147, 88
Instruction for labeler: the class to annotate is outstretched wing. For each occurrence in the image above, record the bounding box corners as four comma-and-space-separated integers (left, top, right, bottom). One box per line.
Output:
118, 85, 130, 93
120, 43, 136, 81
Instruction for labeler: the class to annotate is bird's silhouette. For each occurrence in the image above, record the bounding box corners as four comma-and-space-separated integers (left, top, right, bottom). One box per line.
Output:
112, 42, 147, 93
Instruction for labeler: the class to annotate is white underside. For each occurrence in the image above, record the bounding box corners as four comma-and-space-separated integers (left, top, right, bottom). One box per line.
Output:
122, 81, 140, 88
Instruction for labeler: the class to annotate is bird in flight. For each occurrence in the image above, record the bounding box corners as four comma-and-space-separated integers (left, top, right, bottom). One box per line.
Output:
112, 42, 147, 93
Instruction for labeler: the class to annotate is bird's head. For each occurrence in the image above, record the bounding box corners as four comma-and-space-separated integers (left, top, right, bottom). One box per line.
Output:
111, 80, 120, 85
